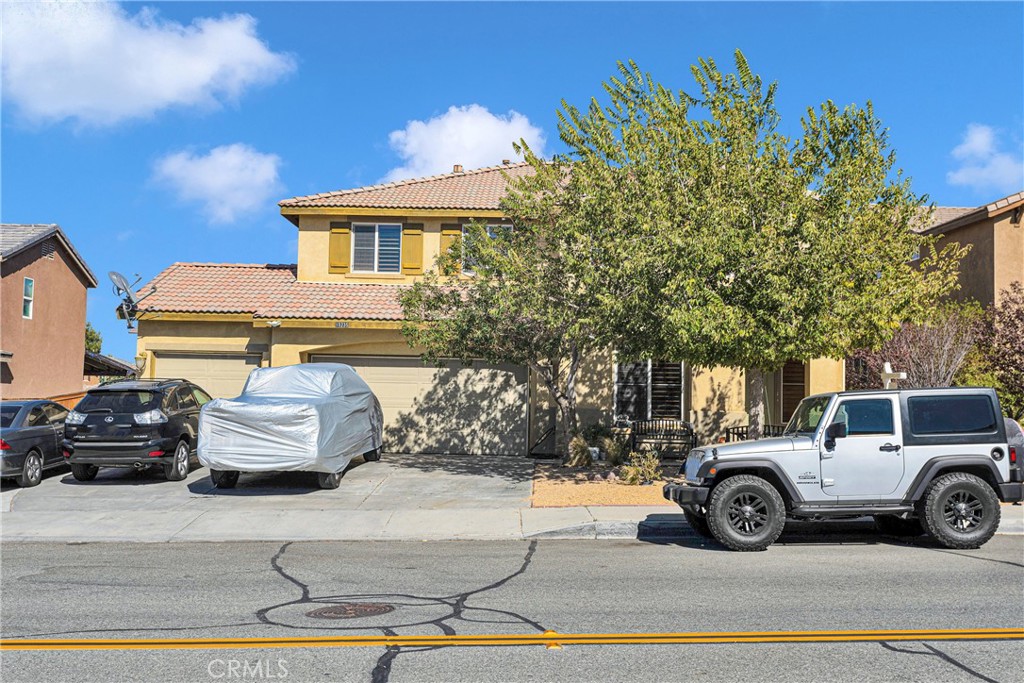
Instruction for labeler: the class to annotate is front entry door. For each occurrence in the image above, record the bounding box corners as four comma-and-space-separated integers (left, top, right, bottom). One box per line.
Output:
820, 396, 905, 497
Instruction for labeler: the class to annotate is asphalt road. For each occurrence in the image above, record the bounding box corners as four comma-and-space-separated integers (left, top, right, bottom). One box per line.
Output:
2, 532, 1022, 683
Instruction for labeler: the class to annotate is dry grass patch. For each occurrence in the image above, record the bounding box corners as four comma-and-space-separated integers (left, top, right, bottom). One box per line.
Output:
531, 461, 682, 507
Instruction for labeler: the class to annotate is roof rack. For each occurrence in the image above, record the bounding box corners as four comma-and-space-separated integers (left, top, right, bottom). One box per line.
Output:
96, 377, 189, 387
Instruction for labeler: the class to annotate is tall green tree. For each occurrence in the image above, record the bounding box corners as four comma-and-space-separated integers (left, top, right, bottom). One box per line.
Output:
536, 51, 965, 436
401, 52, 966, 443
85, 321, 102, 354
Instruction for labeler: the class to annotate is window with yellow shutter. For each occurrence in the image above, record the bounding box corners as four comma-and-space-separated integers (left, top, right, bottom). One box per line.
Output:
402, 224, 423, 275
329, 222, 351, 273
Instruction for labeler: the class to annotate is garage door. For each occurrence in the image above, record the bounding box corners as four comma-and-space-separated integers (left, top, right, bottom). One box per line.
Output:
153, 352, 261, 398
311, 355, 528, 456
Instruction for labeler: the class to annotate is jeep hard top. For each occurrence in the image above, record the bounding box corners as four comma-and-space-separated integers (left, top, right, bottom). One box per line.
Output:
664, 386, 1023, 551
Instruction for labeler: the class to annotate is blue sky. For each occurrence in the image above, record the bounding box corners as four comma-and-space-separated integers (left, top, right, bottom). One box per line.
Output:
3, 1, 1022, 362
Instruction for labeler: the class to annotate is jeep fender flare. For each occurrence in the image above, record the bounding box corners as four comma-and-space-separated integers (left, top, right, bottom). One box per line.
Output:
696, 459, 804, 505
902, 456, 1004, 504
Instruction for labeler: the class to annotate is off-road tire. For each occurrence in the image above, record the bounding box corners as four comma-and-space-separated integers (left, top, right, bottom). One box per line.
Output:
683, 508, 714, 539
707, 475, 786, 551
70, 463, 99, 482
165, 441, 190, 481
874, 514, 924, 537
210, 469, 239, 489
362, 448, 382, 462
919, 472, 1000, 549
318, 471, 343, 489
18, 450, 43, 487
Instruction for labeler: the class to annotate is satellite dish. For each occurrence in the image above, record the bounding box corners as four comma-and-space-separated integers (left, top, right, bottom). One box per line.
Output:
109, 271, 155, 330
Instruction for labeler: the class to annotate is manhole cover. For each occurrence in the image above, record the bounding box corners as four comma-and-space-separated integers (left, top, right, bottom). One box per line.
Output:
306, 603, 395, 619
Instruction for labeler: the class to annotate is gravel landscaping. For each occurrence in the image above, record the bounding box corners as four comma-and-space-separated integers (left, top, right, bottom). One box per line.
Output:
530, 461, 681, 507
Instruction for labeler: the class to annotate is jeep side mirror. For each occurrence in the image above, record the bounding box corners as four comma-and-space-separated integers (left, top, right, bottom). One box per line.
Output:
827, 423, 848, 440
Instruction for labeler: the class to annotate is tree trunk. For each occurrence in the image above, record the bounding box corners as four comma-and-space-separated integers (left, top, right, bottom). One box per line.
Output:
748, 367, 766, 440
530, 346, 583, 454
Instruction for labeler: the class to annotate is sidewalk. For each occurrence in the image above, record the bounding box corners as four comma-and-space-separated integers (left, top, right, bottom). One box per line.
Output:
1, 454, 1021, 543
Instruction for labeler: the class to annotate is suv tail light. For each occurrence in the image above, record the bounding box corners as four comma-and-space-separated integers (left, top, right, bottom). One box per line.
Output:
0, 439, 10, 451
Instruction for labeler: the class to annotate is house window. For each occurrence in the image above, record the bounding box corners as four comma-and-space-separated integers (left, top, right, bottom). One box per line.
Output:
614, 360, 685, 421
22, 278, 34, 319
462, 224, 511, 275
351, 224, 402, 273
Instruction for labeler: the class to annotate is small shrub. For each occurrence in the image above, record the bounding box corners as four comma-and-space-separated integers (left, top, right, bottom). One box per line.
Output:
563, 434, 593, 468
619, 450, 662, 485
601, 434, 630, 467
581, 421, 610, 444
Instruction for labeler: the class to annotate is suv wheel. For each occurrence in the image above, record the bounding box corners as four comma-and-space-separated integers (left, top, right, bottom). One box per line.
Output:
18, 450, 43, 488
874, 514, 924, 537
707, 475, 786, 551
683, 508, 714, 539
318, 471, 343, 489
165, 441, 190, 481
210, 469, 239, 489
919, 472, 1000, 549
70, 463, 99, 482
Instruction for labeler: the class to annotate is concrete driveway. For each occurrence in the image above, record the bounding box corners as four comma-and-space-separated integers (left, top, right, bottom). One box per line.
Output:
0, 454, 538, 542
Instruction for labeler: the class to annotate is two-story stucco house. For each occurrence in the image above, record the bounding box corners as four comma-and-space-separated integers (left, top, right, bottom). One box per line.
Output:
1, 224, 98, 399
133, 163, 845, 455
919, 191, 1023, 306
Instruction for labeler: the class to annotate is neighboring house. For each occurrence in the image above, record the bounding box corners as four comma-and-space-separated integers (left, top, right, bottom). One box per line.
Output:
84, 351, 138, 388
134, 163, 844, 455
919, 191, 1023, 306
0, 224, 98, 399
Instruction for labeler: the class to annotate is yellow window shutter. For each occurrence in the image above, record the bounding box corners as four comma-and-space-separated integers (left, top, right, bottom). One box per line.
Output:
440, 224, 462, 275
329, 222, 351, 273
402, 223, 424, 275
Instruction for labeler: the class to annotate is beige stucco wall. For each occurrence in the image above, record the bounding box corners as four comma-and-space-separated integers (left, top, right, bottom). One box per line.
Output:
690, 366, 747, 441
806, 357, 845, 396
135, 319, 272, 377
0, 239, 92, 399
992, 212, 1023, 303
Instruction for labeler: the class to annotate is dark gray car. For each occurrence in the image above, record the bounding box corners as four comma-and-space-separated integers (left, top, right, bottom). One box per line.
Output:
1, 400, 69, 487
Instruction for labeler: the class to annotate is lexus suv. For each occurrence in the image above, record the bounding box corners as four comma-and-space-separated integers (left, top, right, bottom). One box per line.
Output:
63, 379, 212, 481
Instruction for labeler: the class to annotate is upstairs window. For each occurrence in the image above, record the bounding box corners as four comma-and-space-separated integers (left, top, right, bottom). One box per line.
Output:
352, 224, 402, 273
22, 278, 34, 319
614, 360, 685, 421
462, 224, 512, 275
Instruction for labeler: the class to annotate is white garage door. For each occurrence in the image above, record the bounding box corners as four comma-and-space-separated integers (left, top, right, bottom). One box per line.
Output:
153, 352, 261, 398
311, 355, 528, 456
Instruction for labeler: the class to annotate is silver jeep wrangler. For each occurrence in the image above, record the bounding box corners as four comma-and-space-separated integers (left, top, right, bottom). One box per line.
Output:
664, 387, 1023, 551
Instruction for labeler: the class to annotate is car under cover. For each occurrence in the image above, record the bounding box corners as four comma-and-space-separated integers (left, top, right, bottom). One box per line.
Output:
197, 363, 383, 474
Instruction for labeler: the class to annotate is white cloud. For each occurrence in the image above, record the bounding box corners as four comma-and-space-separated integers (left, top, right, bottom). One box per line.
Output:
946, 124, 1024, 195
153, 144, 283, 224
383, 105, 546, 182
2, 2, 295, 126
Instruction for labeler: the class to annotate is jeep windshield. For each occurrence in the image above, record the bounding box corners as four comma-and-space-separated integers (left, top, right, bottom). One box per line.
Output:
783, 395, 832, 436
76, 391, 161, 414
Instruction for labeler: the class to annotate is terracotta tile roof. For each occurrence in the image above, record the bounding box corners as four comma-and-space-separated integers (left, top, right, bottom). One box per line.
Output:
918, 190, 1024, 235
279, 162, 535, 210
139, 263, 405, 320
911, 206, 978, 233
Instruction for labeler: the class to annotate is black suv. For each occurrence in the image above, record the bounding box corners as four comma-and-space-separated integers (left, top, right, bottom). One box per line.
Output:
63, 379, 212, 482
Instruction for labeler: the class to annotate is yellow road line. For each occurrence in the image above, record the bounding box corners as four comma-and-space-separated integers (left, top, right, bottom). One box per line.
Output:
2, 628, 1022, 651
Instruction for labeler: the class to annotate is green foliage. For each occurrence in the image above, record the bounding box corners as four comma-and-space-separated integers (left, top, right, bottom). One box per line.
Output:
564, 434, 593, 468
619, 449, 662, 485
973, 283, 1024, 419
580, 421, 614, 443
85, 322, 102, 354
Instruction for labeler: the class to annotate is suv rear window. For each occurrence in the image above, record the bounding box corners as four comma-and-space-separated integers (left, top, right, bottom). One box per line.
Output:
77, 391, 161, 414
907, 395, 997, 435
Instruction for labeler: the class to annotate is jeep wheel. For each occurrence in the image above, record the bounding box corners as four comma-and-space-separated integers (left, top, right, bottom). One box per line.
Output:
707, 475, 786, 551
165, 441, 190, 481
70, 463, 99, 482
919, 472, 1000, 549
210, 469, 239, 489
874, 515, 924, 537
683, 508, 714, 539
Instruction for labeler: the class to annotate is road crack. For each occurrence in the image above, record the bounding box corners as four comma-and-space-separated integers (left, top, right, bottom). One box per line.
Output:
258, 540, 545, 683
880, 641, 1002, 683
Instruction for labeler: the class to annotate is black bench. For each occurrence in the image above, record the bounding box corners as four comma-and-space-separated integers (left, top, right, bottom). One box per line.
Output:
630, 419, 695, 457
724, 424, 786, 442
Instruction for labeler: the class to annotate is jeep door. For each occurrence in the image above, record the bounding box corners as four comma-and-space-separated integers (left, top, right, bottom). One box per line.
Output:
820, 396, 904, 497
